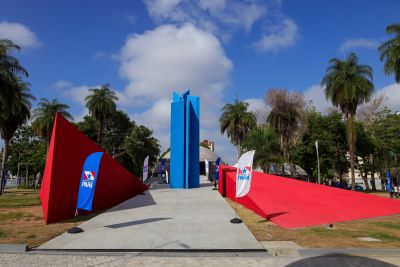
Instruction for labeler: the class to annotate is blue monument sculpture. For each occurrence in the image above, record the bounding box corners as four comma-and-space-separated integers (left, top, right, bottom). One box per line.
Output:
170, 90, 200, 188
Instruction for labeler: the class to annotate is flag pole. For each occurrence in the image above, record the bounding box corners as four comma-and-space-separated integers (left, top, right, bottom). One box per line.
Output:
316, 140, 321, 184
231, 198, 242, 223
68, 208, 83, 234
231, 165, 242, 224
230, 151, 255, 224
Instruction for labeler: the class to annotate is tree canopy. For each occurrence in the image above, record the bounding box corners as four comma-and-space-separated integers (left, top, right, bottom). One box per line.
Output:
85, 84, 118, 144
32, 98, 73, 144
220, 100, 256, 160
378, 23, 400, 83
322, 52, 374, 190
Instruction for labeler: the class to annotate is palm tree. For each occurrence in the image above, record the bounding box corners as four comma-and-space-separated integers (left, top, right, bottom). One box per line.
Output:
0, 78, 35, 194
0, 39, 28, 117
85, 84, 118, 145
378, 23, 400, 83
243, 126, 281, 173
32, 98, 74, 145
220, 100, 256, 160
266, 89, 306, 176
322, 53, 374, 190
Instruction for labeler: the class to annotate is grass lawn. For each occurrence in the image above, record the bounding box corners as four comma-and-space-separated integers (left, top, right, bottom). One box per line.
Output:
227, 196, 400, 248
0, 189, 96, 248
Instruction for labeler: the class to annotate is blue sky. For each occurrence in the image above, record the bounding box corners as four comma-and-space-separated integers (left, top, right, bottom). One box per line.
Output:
1, 0, 400, 164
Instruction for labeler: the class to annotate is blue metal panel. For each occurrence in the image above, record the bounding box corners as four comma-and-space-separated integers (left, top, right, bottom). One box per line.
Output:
187, 95, 200, 188
170, 99, 185, 188
185, 97, 190, 188
170, 90, 200, 189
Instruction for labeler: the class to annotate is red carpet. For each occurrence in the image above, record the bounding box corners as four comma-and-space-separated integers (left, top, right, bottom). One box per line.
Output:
218, 165, 400, 228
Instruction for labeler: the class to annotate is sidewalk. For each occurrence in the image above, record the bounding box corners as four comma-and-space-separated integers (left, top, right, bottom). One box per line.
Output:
39, 178, 263, 251
1, 251, 400, 267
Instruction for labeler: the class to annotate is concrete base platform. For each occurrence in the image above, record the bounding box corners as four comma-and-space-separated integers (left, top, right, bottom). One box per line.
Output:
39, 178, 264, 251
260, 241, 302, 257
0, 244, 27, 253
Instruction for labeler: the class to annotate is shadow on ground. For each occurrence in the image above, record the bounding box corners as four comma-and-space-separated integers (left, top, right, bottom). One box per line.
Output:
287, 254, 397, 267
105, 190, 157, 213
104, 217, 171, 229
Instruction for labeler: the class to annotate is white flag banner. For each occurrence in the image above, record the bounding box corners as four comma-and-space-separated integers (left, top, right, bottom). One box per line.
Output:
236, 150, 256, 198
315, 140, 318, 153
205, 158, 209, 177
143, 155, 149, 181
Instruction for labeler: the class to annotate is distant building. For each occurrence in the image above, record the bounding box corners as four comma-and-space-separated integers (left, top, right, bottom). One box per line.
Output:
201, 140, 215, 152
344, 156, 382, 190
154, 146, 221, 180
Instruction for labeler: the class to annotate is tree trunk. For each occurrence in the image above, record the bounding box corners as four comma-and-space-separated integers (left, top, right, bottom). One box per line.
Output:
370, 172, 377, 191
361, 174, 370, 191
46, 123, 51, 151
291, 162, 296, 179
25, 165, 28, 186
347, 115, 356, 191
361, 156, 371, 191
0, 139, 9, 195
236, 141, 242, 161
47, 123, 51, 141
97, 118, 103, 145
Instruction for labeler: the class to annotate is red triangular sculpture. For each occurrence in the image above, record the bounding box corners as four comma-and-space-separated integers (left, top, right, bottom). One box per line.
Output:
219, 165, 400, 228
40, 113, 148, 224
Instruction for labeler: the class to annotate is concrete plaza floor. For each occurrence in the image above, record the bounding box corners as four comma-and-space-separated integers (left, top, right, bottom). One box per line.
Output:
2, 251, 400, 266
39, 177, 264, 251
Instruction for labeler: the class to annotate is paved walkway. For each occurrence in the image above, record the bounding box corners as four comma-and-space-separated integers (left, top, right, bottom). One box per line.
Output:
12, 177, 399, 266
1, 252, 400, 266
39, 178, 263, 251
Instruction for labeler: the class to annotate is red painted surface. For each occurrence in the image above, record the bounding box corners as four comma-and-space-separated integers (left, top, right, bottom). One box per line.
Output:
218, 165, 400, 228
40, 113, 147, 224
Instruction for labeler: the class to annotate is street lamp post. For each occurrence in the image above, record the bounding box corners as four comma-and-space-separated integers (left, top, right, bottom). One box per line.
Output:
315, 140, 321, 184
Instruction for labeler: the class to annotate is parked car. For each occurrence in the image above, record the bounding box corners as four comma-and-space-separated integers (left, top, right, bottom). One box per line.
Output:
347, 183, 364, 191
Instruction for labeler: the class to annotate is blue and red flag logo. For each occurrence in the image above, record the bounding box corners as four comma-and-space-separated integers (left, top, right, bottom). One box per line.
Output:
84, 171, 96, 181
238, 166, 251, 180
77, 152, 104, 211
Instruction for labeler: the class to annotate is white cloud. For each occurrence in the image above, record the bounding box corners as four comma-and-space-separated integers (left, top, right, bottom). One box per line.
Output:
133, 99, 172, 148
133, 99, 171, 132
52, 81, 131, 107
0, 21, 40, 48
63, 85, 91, 105
339, 38, 379, 52
253, 19, 299, 52
73, 108, 89, 122
144, 0, 182, 21
118, 24, 232, 103
375, 83, 400, 112
245, 98, 268, 112
244, 98, 271, 124
143, 0, 299, 51
302, 83, 400, 115
117, 23, 236, 161
52, 80, 74, 90
93, 52, 106, 60
198, 0, 266, 32
143, 0, 266, 34
303, 85, 333, 114
124, 12, 138, 25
